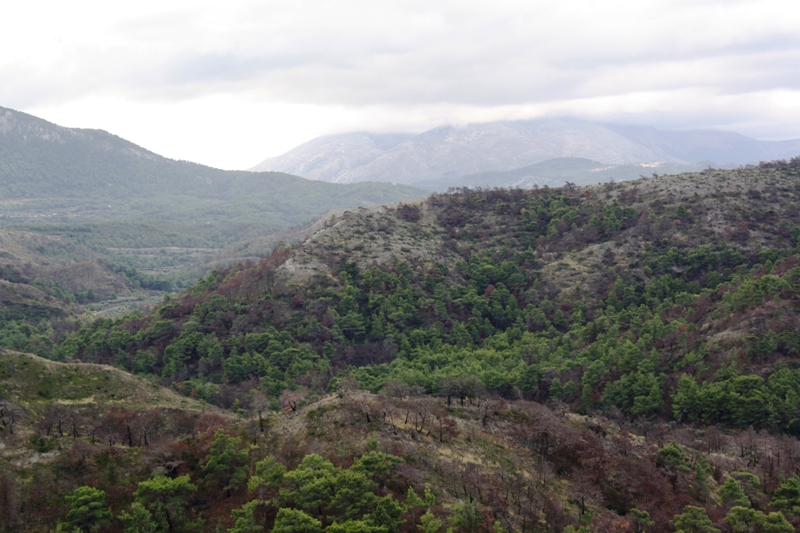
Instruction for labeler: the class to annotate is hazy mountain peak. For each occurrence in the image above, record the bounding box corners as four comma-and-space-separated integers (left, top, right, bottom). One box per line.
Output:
251, 118, 800, 187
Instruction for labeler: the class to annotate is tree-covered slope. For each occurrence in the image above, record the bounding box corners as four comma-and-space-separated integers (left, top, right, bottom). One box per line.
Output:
0, 106, 423, 206
15, 161, 800, 532
53, 163, 800, 427
0, 106, 425, 287
5, 356, 800, 533
0, 105, 429, 339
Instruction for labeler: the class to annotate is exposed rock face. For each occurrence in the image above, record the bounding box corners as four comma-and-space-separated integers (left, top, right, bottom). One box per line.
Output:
276, 205, 460, 287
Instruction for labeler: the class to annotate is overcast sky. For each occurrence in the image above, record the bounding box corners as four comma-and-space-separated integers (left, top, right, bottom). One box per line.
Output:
3, 0, 799, 169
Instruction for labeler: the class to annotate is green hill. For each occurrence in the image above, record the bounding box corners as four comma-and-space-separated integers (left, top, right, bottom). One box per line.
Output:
0, 106, 423, 209
9, 161, 800, 532
0, 106, 427, 340
0, 106, 425, 285
0, 349, 218, 415
56, 163, 800, 423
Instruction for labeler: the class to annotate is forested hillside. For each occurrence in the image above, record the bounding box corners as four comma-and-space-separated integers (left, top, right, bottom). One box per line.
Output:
55, 161, 800, 427
0, 105, 427, 355
7, 161, 800, 532
0, 106, 422, 208
0, 106, 425, 296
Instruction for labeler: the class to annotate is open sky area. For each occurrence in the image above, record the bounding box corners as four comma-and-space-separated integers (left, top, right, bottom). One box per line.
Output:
3, 0, 800, 170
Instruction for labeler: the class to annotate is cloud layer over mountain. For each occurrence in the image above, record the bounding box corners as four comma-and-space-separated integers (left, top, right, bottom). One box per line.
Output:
4, 1, 800, 169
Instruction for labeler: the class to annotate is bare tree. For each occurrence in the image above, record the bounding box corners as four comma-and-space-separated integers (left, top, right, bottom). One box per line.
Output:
132, 409, 165, 446
250, 390, 270, 433
0, 401, 23, 437
0, 471, 22, 533
279, 389, 305, 412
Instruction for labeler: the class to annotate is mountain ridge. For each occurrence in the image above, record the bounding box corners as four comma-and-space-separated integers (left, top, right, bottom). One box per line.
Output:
0, 106, 425, 202
252, 117, 800, 187
0, 105, 426, 293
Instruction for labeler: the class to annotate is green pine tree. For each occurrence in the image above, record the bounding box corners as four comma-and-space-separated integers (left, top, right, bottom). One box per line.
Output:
63, 486, 111, 533
671, 506, 720, 533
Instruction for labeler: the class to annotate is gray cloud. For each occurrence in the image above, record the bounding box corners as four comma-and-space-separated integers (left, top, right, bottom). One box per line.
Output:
3, 0, 800, 168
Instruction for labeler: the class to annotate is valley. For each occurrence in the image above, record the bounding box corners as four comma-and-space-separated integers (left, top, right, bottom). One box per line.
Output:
0, 107, 427, 357
8, 0, 800, 530
6, 107, 800, 533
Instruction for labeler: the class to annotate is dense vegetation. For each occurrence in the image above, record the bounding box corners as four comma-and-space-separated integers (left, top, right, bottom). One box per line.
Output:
0, 105, 424, 297
53, 167, 800, 428
0, 173, 424, 288
0, 106, 422, 209
8, 164, 800, 531
0, 106, 426, 359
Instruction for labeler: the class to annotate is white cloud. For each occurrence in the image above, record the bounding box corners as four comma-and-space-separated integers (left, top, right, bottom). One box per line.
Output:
2, 0, 800, 168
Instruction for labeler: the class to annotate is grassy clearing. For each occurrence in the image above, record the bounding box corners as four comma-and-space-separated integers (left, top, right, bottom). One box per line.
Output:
0, 349, 215, 415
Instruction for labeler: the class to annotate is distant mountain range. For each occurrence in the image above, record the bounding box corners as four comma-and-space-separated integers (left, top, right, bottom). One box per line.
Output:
251, 118, 800, 188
